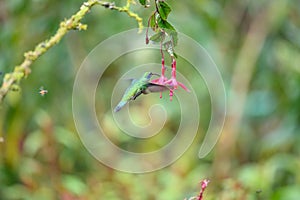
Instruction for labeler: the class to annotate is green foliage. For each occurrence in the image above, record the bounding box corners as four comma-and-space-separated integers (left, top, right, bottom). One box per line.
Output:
145, 0, 178, 57
138, 0, 149, 7
157, 1, 171, 20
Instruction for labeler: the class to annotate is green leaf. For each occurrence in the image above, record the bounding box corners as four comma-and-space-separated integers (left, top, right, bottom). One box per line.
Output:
173, 52, 178, 58
138, 0, 146, 6
157, 18, 175, 31
149, 13, 157, 31
150, 32, 164, 43
158, 1, 172, 20
139, 0, 150, 7
157, 18, 178, 46
169, 30, 178, 46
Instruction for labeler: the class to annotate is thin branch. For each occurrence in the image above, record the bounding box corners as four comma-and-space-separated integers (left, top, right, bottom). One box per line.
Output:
114, 0, 144, 30
0, 0, 143, 103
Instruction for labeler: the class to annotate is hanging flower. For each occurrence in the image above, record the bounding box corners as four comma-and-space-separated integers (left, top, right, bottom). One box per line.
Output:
151, 58, 190, 101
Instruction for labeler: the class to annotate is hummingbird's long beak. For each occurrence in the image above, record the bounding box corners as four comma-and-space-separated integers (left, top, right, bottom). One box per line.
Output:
151, 73, 160, 77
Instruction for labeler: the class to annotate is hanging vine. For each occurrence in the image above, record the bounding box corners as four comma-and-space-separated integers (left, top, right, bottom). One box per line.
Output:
141, 0, 190, 100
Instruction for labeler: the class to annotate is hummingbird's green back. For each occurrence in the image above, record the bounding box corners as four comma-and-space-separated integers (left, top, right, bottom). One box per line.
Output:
114, 72, 153, 112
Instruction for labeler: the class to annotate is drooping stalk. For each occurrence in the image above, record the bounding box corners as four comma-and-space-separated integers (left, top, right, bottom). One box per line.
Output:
146, 0, 189, 100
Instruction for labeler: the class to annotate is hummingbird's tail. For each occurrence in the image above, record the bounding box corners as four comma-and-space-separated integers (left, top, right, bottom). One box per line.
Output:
114, 101, 127, 112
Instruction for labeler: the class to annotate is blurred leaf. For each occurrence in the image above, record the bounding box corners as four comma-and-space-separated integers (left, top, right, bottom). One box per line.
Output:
24, 130, 44, 156
2, 184, 30, 199
62, 175, 87, 196
34, 109, 51, 127
54, 127, 79, 149
32, 186, 56, 200
22, 158, 40, 174
272, 185, 300, 200
237, 164, 264, 190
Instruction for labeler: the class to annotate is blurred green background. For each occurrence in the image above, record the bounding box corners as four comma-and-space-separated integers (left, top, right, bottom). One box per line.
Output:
1, 0, 300, 199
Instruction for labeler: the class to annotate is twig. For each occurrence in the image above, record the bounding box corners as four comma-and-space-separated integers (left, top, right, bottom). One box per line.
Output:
0, 0, 143, 103
185, 179, 210, 200
197, 179, 210, 200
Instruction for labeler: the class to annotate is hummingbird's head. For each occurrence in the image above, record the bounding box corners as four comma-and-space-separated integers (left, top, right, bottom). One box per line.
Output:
144, 72, 160, 79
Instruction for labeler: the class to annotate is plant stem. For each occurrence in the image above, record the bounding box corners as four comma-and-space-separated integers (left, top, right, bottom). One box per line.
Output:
0, 0, 143, 103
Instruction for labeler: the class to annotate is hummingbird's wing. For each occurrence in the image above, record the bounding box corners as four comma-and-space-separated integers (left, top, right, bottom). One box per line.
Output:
132, 82, 166, 100
144, 83, 169, 93
132, 90, 143, 100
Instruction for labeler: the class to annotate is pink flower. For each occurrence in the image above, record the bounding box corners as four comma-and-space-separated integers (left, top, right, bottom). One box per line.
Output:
151, 58, 190, 101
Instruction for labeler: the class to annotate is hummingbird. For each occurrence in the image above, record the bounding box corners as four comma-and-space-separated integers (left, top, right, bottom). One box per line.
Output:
114, 72, 168, 112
